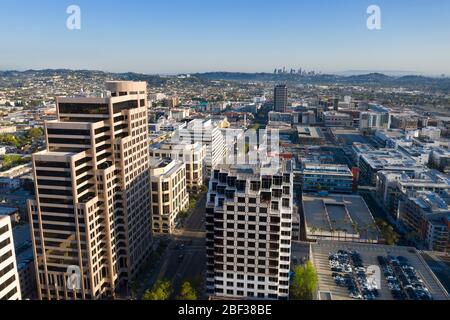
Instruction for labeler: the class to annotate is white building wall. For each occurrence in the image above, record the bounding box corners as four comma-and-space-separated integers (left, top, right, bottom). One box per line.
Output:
0, 216, 22, 300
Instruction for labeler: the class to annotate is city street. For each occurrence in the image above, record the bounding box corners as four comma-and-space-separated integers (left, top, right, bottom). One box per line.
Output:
138, 192, 207, 299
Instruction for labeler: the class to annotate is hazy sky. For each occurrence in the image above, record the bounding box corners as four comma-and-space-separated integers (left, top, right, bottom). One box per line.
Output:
1, 0, 449, 75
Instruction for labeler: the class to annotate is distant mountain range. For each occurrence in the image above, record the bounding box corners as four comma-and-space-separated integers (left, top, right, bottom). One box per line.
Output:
1, 69, 449, 91
193, 72, 450, 90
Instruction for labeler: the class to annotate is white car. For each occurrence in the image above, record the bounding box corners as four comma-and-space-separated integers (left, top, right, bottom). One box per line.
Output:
350, 292, 363, 300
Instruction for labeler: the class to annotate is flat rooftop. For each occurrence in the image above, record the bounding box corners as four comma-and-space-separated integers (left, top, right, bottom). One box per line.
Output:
297, 126, 324, 139
303, 163, 353, 176
303, 194, 379, 242
0, 206, 19, 215
360, 149, 422, 170
312, 240, 450, 300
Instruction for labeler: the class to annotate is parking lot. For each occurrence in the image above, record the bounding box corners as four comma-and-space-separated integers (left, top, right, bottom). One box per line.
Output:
378, 255, 432, 300
312, 240, 450, 300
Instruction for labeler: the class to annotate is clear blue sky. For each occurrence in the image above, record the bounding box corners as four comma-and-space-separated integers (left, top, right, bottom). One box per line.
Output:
0, 0, 449, 75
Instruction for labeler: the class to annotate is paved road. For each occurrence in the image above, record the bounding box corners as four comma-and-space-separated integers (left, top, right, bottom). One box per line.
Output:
140, 192, 207, 299
291, 241, 311, 267
184, 193, 207, 232
421, 251, 450, 294
161, 236, 206, 299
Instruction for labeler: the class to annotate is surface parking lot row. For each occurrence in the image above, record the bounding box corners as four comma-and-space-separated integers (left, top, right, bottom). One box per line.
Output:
312, 240, 450, 300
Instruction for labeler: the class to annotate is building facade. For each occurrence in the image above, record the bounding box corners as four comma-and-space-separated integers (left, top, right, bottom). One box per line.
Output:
0, 216, 22, 300
323, 111, 353, 128
302, 163, 355, 194
150, 141, 205, 193
28, 81, 153, 300
274, 85, 288, 113
150, 158, 189, 234
398, 192, 450, 253
205, 163, 293, 300
177, 119, 226, 173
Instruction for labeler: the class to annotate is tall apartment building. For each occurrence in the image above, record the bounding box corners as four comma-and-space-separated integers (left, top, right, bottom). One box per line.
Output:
274, 85, 288, 113
28, 81, 153, 300
150, 158, 189, 234
177, 119, 226, 173
149, 141, 205, 193
0, 216, 22, 300
205, 162, 294, 300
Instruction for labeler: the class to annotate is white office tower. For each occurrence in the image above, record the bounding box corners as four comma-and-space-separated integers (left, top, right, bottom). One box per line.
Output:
0, 216, 22, 300
205, 161, 294, 300
28, 81, 152, 300
177, 119, 226, 173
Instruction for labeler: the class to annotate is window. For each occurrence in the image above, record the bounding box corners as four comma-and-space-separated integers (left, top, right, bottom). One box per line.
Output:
113, 100, 138, 113
271, 201, 279, 211
48, 129, 90, 136
59, 103, 109, 115
250, 181, 260, 192
273, 176, 282, 186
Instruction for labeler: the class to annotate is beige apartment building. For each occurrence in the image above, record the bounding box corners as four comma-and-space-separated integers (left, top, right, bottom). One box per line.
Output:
28, 81, 153, 300
149, 141, 205, 193
150, 158, 189, 234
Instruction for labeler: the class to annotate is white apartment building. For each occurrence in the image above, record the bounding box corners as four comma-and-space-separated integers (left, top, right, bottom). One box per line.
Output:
150, 159, 189, 234
205, 162, 294, 300
177, 119, 226, 173
150, 141, 205, 193
28, 81, 153, 300
0, 216, 22, 300
359, 104, 391, 132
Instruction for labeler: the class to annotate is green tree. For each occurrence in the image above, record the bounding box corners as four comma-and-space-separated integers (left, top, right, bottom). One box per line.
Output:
143, 279, 172, 300
177, 281, 198, 300
0, 134, 20, 147
290, 261, 318, 300
1, 154, 26, 171
27, 127, 44, 140
376, 219, 400, 245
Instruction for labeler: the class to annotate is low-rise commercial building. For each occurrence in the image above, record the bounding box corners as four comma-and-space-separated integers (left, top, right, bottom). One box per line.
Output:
376, 170, 450, 219
303, 194, 379, 244
359, 149, 423, 185
323, 111, 353, 128
430, 148, 450, 174
302, 163, 355, 194
297, 126, 326, 145
398, 191, 449, 253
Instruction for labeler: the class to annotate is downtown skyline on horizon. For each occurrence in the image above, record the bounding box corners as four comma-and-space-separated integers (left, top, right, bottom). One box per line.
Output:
0, 0, 449, 75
